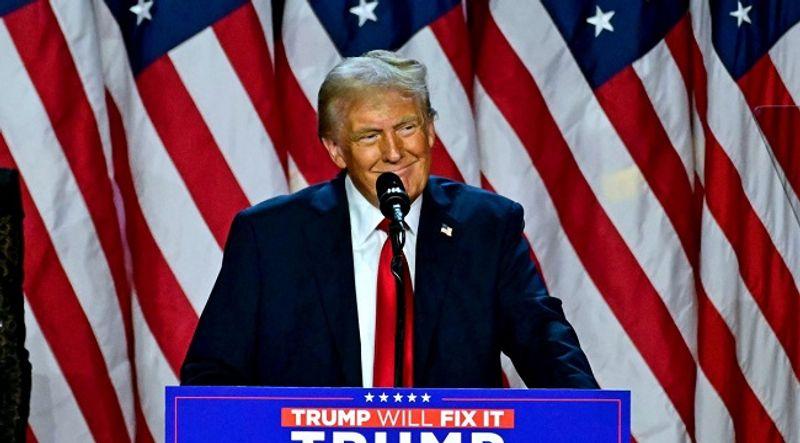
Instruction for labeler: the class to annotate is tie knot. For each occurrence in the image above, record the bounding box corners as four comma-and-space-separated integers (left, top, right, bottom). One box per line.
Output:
377, 219, 391, 233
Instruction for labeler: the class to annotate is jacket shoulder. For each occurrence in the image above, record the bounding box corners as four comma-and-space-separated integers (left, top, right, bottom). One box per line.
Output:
236, 180, 329, 226
429, 176, 521, 221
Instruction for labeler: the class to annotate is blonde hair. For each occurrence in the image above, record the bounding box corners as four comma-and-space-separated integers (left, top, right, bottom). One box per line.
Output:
317, 50, 437, 140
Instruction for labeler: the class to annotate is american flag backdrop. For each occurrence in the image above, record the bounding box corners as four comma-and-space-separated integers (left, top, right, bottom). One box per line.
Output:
0, 0, 798, 441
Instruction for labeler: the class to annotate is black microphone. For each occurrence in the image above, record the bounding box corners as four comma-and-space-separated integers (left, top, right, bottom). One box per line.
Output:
376, 172, 411, 225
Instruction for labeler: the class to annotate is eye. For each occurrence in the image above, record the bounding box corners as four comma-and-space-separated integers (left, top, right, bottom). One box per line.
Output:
398, 123, 417, 135
359, 133, 379, 143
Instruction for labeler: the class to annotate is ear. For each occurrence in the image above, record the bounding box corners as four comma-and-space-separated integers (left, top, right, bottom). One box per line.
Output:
321, 137, 348, 169
424, 119, 437, 148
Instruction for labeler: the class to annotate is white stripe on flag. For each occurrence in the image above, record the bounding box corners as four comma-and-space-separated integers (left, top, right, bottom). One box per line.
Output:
250, 0, 274, 66
500, 353, 526, 388
695, 368, 735, 443
282, 0, 342, 109
133, 293, 179, 443
692, 105, 706, 183
287, 154, 310, 192
169, 27, 288, 204
769, 22, 800, 108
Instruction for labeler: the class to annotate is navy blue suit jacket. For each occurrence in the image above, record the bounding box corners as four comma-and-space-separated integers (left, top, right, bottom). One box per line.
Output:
181, 174, 598, 388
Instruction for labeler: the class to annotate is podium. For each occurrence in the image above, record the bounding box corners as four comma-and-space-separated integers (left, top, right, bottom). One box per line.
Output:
166, 386, 629, 442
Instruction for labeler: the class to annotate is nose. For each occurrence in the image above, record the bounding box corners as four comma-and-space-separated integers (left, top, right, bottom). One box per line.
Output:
381, 133, 403, 163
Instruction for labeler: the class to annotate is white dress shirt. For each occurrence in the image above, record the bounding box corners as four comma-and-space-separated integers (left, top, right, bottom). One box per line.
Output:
345, 175, 422, 388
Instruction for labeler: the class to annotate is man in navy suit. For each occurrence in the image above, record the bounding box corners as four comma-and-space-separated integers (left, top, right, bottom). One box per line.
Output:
181, 50, 597, 389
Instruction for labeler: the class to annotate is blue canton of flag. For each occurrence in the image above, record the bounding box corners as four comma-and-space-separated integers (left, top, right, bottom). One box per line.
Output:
103, 0, 249, 73
542, 0, 689, 88
309, 0, 460, 56
0, 0, 33, 16
711, 0, 800, 79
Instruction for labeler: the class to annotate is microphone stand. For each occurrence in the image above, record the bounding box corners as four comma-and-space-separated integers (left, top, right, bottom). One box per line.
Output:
388, 219, 406, 387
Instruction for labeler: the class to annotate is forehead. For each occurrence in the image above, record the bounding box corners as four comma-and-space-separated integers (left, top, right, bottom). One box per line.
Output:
342, 88, 423, 123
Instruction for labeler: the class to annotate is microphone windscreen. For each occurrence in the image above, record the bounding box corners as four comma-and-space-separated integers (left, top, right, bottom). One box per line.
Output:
376, 172, 410, 219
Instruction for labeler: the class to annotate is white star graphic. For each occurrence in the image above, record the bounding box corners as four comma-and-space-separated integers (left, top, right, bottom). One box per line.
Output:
421, 393, 431, 403
393, 393, 404, 403
379, 392, 389, 402
407, 393, 417, 402
364, 393, 374, 402
730, 1, 752, 27
350, 0, 378, 27
586, 5, 615, 37
129, 0, 154, 26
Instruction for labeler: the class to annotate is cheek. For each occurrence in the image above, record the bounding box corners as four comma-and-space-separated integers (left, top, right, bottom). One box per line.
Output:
408, 134, 432, 157
350, 149, 384, 179
361, 151, 384, 171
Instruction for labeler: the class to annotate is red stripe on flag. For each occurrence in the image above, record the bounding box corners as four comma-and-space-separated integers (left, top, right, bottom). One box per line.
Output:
106, 93, 199, 376
213, 2, 287, 170
133, 393, 155, 443
594, 66, 699, 266
26, 425, 37, 443
429, 3, 473, 100
274, 40, 340, 185
666, 18, 800, 382
663, 17, 704, 116
136, 57, 250, 246
737, 55, 800, 201
0, 143, 130, 442
473, 11, 697, 437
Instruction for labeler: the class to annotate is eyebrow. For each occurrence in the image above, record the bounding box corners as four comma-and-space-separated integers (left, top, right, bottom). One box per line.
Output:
393, 116, 420, 129
350, 116, 421, 139
349, 128, 380, 140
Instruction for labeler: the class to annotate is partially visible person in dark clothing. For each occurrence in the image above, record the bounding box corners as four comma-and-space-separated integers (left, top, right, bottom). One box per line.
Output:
0, 169, 31, 443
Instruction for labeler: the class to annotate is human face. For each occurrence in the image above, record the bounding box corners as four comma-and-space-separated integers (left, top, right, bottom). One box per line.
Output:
322, 88, 435, 207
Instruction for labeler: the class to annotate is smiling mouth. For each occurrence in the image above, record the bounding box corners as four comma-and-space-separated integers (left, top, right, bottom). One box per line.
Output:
375, 161, 417, 175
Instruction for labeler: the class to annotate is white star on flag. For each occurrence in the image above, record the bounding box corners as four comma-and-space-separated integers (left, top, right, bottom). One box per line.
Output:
586, 5, 615, 37
350, 0, 379, 27
129, 0, 154, 26
407, 393, 417, 402
379, 393, 389, 402
730, 1, 753, 27
421, 393, 431, 403
393, 393, 404, 402
364, 393, 374, 402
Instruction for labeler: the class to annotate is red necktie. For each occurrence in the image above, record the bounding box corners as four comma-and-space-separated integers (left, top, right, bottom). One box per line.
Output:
373, 220, 414, 387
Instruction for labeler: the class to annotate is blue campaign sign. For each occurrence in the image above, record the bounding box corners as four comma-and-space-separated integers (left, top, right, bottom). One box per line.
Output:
166, 386, 630, 442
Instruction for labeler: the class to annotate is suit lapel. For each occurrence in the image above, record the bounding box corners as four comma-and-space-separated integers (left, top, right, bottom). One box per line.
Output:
414, 179, 461, 376
303, 173, 362, 386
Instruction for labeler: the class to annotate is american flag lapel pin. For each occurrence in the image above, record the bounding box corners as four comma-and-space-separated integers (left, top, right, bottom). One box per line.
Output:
440, 223, 453, 237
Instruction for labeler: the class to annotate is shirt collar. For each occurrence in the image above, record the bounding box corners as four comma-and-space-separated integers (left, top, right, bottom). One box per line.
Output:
345, 174, 422, 247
